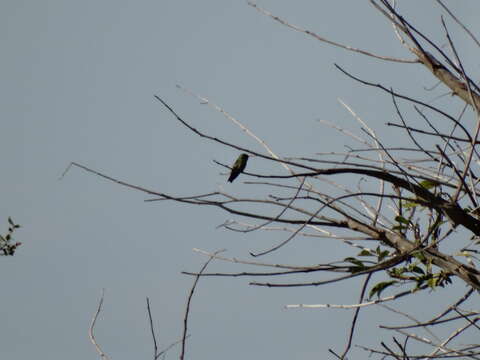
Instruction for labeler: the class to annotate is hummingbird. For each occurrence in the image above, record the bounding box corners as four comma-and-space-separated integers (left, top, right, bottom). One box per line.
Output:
228, 153, 249, 183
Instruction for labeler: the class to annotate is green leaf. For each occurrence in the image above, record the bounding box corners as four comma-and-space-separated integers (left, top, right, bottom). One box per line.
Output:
419, 180, 440, 190
402, 201, 418, 209
409, 265, 425, 275
344, 257, 365, 268
358, 249, 373, 257
412, 252, 427, 263
427, 277, 438, 289
369, 280, 397, 299
389, 267, 406, 276
378, 250, 390, 262
395, 216, 409, 224
344, 257, 366, 273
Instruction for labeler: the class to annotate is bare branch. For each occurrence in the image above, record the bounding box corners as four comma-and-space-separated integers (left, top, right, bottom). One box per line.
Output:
339, 273, 372, 359
89, 289, 111, 360
180, 249, 224, 360
248, 2, 417, 63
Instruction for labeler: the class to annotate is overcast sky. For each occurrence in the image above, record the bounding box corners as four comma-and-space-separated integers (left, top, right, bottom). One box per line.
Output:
1, 1, 480, 359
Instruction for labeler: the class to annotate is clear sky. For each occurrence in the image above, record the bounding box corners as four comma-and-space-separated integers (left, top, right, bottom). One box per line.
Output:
1, 1, 479, 359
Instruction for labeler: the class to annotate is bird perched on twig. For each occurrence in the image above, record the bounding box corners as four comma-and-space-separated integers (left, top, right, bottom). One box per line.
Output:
228, 153, 249, 183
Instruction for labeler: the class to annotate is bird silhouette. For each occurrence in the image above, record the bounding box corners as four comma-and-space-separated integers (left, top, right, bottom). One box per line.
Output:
228, 153, 249, 183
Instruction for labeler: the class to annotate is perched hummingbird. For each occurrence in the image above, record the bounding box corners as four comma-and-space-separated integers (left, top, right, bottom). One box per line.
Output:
228, 153, 249, 183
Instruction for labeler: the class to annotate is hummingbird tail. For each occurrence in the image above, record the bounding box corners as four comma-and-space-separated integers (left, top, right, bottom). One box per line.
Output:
228, 172, 238, 182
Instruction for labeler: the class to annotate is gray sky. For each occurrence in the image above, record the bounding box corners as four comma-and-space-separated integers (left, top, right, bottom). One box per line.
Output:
1, 1, 479, 359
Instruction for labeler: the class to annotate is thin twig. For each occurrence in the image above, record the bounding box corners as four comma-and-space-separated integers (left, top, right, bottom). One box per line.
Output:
248, 1, 417, 63
435, 0, 480, 48
146, 297, 159, 360
180, 249, 224, 360
286, 285, 425, 309
340, 273, 372, 359
89, 289, 111, 360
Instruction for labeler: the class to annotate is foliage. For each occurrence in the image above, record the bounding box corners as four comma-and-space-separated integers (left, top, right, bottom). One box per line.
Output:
76, 1, 480, 359
0, 217, 21, 256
